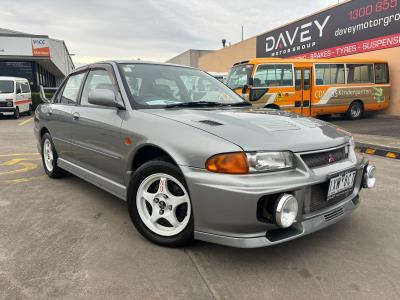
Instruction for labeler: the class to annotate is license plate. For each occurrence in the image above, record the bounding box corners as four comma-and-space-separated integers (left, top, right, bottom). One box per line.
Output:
327, 170, 356, 201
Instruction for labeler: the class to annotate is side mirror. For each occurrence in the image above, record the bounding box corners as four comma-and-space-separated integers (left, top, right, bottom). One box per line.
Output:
242, 84, 248, 94
248, 77, 254, 86
88, 89, 123, 108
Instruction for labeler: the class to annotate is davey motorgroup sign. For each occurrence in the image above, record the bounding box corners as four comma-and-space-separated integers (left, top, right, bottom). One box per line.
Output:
256, 0, 400, 58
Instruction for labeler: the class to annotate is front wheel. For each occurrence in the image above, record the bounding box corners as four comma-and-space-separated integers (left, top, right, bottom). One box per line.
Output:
346, 101, 363, 120
128, 160, 194, 247
14, 107, 20, 119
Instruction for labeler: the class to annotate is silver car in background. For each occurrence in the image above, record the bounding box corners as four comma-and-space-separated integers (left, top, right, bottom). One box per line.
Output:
34, 61, 376, 248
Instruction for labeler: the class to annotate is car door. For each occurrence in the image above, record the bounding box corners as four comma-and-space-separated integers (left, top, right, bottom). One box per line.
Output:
20, 81, 31, 112
46, 71, 87, 160
15, 82, 24, 109
68, 64, 125, 185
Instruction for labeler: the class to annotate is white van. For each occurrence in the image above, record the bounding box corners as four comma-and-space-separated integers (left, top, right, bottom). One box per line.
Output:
0, 77, 32, 119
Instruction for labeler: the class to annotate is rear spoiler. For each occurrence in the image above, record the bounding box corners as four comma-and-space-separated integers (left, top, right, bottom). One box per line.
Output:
39, 85, 58, 103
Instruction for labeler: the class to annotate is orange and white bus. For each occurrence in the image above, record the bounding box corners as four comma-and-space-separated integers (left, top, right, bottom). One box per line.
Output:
226, 58, 390, 119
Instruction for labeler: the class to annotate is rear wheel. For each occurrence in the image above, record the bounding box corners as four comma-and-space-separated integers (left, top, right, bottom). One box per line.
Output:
346, 101, 363, 120
13, 107, 20, 119
41, 133, 68, 178
128, 160, 194, 247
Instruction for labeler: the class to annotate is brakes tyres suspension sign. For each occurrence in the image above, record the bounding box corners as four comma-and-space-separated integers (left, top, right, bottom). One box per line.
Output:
256, 0, 400, 59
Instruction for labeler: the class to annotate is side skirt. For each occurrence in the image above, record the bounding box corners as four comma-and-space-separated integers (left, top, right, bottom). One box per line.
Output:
58, 158, 127, 201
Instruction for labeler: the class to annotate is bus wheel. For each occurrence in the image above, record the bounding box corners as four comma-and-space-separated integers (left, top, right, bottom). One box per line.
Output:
346, 101, 363, 120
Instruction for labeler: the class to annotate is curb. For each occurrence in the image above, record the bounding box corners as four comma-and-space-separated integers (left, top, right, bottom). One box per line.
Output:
356, 142, 400, 160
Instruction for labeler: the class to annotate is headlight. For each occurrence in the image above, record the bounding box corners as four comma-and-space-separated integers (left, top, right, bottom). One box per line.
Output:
206, 151, 295, 174
246, 151, 295, 173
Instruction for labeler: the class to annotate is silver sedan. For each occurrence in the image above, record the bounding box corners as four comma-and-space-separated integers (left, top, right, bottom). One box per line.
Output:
34, 61, 376, 248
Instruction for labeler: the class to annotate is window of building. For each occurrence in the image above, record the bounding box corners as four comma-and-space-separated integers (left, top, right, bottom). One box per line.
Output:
315, 64, 345, 85
346, 64, 374, 84
374, 63, 389, 84
253, 64, 293, 87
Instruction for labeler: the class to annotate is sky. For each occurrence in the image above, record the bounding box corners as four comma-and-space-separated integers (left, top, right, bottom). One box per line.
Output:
0, 0, 338, 66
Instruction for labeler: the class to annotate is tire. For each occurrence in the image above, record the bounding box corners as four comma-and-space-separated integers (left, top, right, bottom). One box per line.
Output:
27, 104, 33, 116
128, 160, 194, 247
346, 101, 363, 120
14, 107, 20, 119
41, 133, 68, 178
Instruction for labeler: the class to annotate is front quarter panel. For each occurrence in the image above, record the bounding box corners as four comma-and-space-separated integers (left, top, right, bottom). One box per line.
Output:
120, 110, 242, 180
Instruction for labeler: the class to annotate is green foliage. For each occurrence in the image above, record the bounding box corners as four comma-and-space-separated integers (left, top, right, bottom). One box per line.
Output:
31, 92, 54, 109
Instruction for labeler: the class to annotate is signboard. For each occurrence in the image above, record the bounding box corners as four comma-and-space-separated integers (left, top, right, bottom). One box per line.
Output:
32, 38, 50, 56
0, 36, 50, 57
256, 0, 400, 59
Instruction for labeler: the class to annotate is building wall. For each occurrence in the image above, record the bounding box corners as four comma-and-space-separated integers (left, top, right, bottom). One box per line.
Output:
198, 37, 256, 72
166, 49, 214, 68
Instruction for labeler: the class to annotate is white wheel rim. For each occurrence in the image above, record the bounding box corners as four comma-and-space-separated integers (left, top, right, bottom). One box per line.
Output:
136, 173, 191, 237
43, 139, 54, 172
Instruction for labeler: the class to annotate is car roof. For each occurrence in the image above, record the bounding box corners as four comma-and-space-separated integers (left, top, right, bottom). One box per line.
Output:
71, 60, 197, 74
0, 76, 28, 81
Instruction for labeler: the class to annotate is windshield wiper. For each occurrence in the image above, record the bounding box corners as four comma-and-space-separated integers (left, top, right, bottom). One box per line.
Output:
165, 101, 225, 108
224, 102, 252, 107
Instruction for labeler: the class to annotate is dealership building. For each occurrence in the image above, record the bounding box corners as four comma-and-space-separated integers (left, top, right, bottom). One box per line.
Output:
0, 28, 74, 91
171, 0, 400, 115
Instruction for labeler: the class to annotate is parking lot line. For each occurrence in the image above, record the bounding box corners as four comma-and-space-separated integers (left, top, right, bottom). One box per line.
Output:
18, 117, 33, 126
0, 153, 39, 157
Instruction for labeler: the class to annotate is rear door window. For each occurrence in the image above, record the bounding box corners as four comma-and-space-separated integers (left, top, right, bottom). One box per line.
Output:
315, 64, 345, 85
60, 72, 86, 105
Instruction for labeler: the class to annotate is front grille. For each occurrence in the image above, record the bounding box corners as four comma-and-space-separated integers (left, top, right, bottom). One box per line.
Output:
0, 102, 9, 107
324, 207, 344, 222
303, 181, 352, 214
301, 146, 348, 169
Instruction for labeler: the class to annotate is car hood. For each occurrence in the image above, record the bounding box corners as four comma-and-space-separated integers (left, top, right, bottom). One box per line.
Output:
145, 108, 351, 152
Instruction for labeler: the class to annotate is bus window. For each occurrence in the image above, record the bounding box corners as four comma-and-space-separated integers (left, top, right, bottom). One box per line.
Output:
226, 64, 253, 90
347, 64, 374, 84
315, 64, 345, 85
304, 69, 310, 90
295, 69, 302, 90
375, 63, 389, 84
253, 64, 293, 87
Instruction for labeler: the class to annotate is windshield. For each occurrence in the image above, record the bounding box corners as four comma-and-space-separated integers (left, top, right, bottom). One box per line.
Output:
119, 63, 245, 108
0, 80, 14, 94
226, 64, 253, 89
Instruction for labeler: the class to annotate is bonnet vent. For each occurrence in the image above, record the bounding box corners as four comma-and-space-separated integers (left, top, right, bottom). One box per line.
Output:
197, 120, 224, 126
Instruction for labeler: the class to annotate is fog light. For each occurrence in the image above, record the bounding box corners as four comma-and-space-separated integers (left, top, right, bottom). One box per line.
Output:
7, 101, 13, 107
363, 165, 376, 188
275, 194, 298, 228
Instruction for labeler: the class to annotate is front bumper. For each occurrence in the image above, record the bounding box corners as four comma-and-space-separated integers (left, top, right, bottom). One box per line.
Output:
182, 150, 366, 248
0, 107, 16, 113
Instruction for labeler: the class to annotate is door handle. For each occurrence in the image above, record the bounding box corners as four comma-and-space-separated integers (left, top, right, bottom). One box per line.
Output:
72, 112, 80, 120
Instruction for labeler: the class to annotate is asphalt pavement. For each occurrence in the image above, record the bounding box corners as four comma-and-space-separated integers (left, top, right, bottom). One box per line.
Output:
0, 115, 400, 300
329, 114, 400, 138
